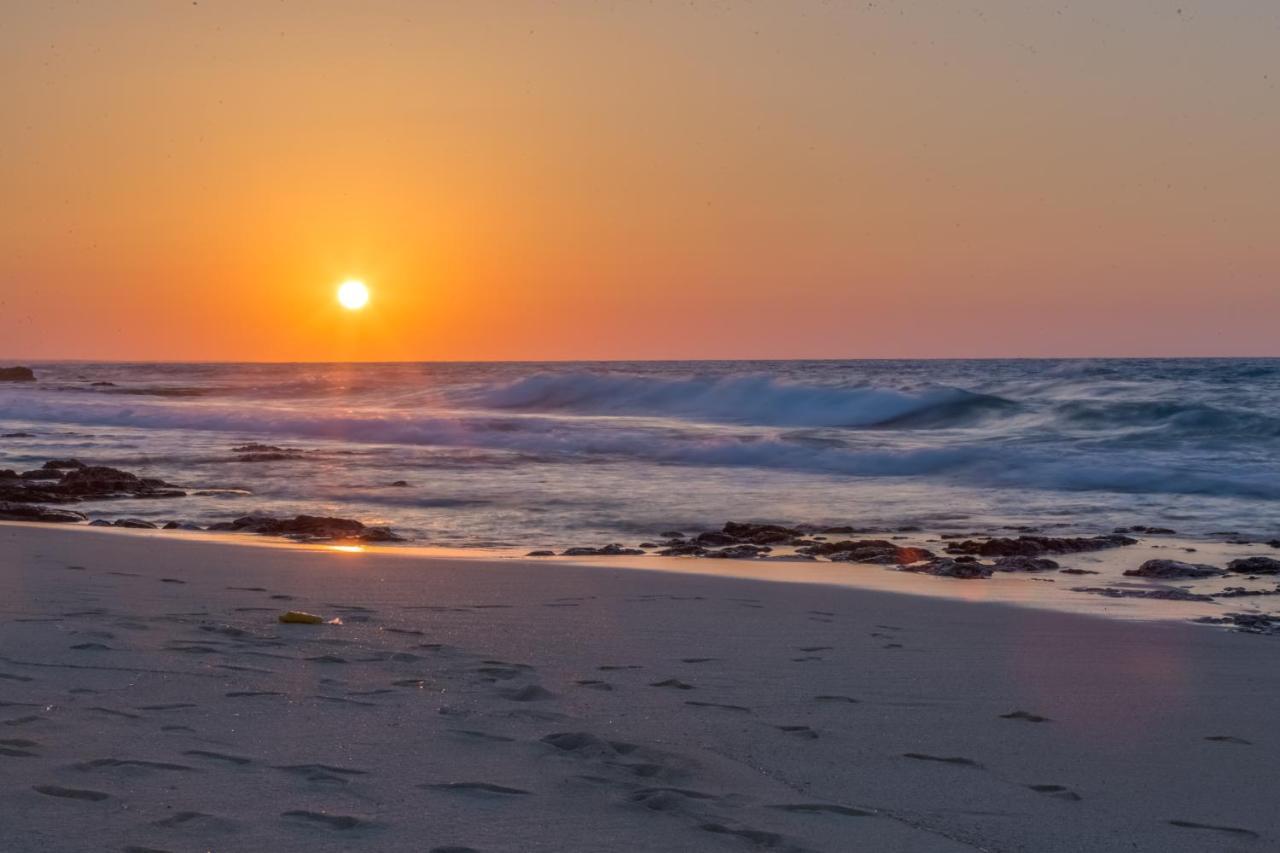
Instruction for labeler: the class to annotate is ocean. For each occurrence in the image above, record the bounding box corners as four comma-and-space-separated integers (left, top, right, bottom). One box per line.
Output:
1, 359, 1277, 549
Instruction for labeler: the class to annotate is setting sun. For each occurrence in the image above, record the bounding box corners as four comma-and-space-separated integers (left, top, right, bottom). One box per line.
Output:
337, 280, 369, 310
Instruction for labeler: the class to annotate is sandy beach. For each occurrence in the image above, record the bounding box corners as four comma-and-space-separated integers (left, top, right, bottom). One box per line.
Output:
1, 522, 1275, 852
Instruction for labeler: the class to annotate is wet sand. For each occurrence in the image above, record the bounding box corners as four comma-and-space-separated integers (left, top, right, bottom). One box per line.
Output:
1, 522, 1277, 852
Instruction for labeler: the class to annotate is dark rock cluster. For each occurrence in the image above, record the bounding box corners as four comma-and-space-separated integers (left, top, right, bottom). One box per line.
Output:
1195, 612, 1280, 635
206, 514, 403, 542
0, 366, 36, 382
231, 444, 305, 462
1, 460, 184, 503
944, 534, 1137, 558
1123, 559, 1224, 580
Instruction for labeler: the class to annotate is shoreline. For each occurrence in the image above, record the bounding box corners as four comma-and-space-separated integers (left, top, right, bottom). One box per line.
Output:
4, 519, 1277, 628
1, 522, 1277, 851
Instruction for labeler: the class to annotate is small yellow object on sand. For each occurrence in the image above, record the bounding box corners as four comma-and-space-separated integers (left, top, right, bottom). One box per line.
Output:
279, 610, 324, 624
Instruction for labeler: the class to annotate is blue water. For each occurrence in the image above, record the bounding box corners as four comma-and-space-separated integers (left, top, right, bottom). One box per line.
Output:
1, 359, 1277, 546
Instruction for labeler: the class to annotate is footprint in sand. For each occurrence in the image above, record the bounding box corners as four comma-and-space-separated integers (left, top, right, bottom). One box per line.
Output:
770, 803, 873, 817
1028, 784, 1082, 801
499, 685, 556, 702
685, 701, 750, 713
225, 690, 282, 698
814, 695, 859, 704
449, 730, 515, 743
159, 578, 186, 584
775, 725, 819, 740
152, 810, 237, 831
700, 823, 783, 847
33, 785, 110, 801
137, 703, 196, 711
680, 657, 717, 664
274, 763, 369, 785
903, 753, 982, 768
0, 672, 33, 683
599, 664, 643, 671
649, 678, 694, 690
421, 781, 531, 796
575, 679, 614, 691
74, 758, 195, 773
282, 810, 371, 830
70, 642, 112, 651
629, 787, 718, 812
1168, 819, 1258, 838
1000, 710, 1051, 723
184, 749, 252, 766
1204, 735, 1252, 745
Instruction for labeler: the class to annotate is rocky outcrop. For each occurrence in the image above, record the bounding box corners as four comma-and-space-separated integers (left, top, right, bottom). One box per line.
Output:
208, 514, 403, 542
0, 366, 35, 382
1227, 557, 1280, 575
992, 556, 1060, 572
1123, 559, 1224, 579
561, 544, 645, 556
903, 558, 994, 579
946, 534, 1137, 558
0, 501, 86, 523
0, 462, 184, 503
1073, 586, 1215, 602
798, 539, 933, 564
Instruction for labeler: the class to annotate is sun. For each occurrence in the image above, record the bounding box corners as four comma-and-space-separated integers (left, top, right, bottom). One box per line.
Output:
337, 279, 369, 310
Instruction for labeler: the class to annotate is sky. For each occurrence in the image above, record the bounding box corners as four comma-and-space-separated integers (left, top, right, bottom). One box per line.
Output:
2, 1, 1278, 361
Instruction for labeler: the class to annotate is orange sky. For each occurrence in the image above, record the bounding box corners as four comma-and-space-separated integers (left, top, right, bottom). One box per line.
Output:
2, 1, 1278, 361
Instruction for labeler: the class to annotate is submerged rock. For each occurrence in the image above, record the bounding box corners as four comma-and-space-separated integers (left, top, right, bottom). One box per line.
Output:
0, 366, 36, 382
1124, 559, 1224, 579
801, 539, 934, 564
0, 501, 86, 523
1073, 586, 1215, 602
561, 544, 644, 556
0, 462, 183, 503
212, 514, 404, 543
1194, 612, 1280, 635
112, 518, 158, 529
904, 558, 994, 579
1227, 557, 1280, 575
946, 534, 1137, 558
992, 556, 1060, 572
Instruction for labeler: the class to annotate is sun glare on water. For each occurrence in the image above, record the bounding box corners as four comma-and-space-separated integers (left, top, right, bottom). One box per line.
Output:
337, 279, 370, 310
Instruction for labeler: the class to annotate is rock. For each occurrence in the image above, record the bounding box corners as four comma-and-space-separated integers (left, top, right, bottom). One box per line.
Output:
2, 432, 36, 438
992, 556, 1060, 572
721, 521, 803, 545
561, 544, 645, 556
657, 543, 710, 557
231, 443, 287, 453
946, 534, 1137, 558
659, 530, 685, 539
1194, 612, 1280, 635
88, 519, 113, 526
236, 452, 303, 462
1124, 559, 1224, 579
705, 544, 769, 559
1073, 586, 1215, 602
20, 469, 62, 480
0, 502, 87, 523
801, 539, 934, 564
221, 514, 402, 542
694, 531, 739, 547
0, 366, 36, 382
162, 521, 204, 531
1058, 567, 1100, 575
904, 558, 994, 579
1227, 557, 1280, 575
1115, 526, 1177, 535
389, 480, 409, 487
42, 459, 85, 470
525, 550, 555, 557
112, 518, 157, 529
